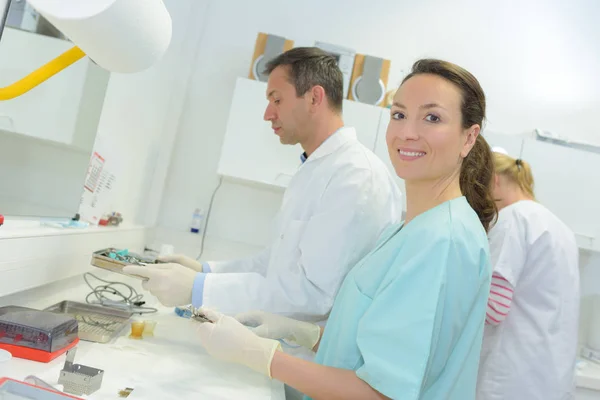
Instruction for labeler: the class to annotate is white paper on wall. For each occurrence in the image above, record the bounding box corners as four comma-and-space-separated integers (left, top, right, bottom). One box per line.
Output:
79, 137, 121, 225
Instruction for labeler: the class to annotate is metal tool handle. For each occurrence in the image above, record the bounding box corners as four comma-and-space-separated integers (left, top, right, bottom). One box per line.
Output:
192, 314, 213, 323
63, 348, 77, 372
189, 306, 213, 323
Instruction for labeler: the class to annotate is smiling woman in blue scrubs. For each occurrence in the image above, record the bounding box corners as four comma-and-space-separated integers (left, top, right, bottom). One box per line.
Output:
195, 59, 497, 400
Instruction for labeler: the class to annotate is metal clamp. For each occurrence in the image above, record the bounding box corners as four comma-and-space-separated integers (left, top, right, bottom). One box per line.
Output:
188, 306, 213, 323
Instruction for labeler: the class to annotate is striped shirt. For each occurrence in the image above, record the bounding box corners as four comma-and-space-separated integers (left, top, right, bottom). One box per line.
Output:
486, 272, 514, 325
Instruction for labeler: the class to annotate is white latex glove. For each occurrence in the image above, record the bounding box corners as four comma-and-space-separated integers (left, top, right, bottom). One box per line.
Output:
122, 263, 196, 307
157, 254, 205, 272
235, 310, 321, 350
195, 308, 281, 378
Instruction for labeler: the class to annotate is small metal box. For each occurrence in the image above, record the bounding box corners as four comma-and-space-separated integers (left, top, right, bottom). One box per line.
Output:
58, 348, 104, 396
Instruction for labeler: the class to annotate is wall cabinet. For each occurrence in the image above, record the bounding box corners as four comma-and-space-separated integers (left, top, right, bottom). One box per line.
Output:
483, 131, 524, 159
217, 77, 382, 189
520, 138, 600, 251
482, 131, 600, 252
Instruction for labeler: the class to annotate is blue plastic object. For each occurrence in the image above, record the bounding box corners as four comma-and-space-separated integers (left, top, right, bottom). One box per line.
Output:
108, 249, 129, 260
174, 306, 192, 319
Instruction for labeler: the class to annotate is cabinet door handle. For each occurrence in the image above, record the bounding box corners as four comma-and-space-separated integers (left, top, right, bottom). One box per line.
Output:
275, 172, 294, 179
273, 172, 295, 187
575, 233, 595, 249
575, 233, 594, 240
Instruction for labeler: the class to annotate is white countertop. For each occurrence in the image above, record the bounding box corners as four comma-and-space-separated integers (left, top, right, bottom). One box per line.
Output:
1, 228, 597, 397
578, 359, 600, 391
0, 269, 284, 400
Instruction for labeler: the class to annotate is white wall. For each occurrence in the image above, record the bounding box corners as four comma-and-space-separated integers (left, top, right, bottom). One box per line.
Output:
157, 0, 600, 249
0, 0, 193, 220
0, 0, 206, 221
71, 61, 111, 152
89, 0, 208, 226
0, 0, 206, 297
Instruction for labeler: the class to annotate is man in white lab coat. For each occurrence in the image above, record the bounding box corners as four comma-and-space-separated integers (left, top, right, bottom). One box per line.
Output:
125, 47, 402, 322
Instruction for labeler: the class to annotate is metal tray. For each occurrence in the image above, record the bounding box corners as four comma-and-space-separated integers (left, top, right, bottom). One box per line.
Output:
45, 301, 132, 344
90, 248, 160, 281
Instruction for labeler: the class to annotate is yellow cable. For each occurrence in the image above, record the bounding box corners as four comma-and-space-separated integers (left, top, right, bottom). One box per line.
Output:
0, 46, 87, 101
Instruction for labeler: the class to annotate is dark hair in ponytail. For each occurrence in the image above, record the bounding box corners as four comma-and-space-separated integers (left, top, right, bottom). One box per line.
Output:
459, 135, 497, 232
403, 59, 497, 232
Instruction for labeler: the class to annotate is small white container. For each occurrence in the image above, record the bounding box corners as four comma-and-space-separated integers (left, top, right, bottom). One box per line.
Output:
0, 349, 12, 377
190, 208, 204, 234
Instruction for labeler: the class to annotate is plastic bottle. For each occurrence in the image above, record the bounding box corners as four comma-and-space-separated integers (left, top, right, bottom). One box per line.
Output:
190, 208, 204, 234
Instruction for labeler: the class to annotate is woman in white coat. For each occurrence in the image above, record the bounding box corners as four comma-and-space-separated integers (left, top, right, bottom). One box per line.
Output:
476, 151, 580, 400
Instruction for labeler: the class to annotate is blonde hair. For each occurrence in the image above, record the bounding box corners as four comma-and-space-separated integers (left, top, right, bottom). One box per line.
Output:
493, 153, 536, 199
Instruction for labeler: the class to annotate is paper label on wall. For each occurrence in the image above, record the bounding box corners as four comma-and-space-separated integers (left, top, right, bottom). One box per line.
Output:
83, 152, 105, 193
78, 137, 120, 225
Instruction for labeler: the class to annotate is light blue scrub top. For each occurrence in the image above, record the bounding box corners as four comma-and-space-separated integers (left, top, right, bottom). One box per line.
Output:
307, 197, 491, 400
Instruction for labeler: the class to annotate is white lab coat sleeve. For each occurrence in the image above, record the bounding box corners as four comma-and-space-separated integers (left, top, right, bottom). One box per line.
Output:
202, 166, 396, 319
487, 209, 527, 287
206, 246, 272, 276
